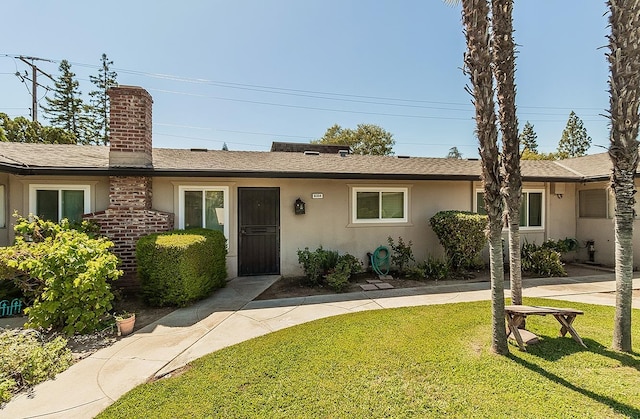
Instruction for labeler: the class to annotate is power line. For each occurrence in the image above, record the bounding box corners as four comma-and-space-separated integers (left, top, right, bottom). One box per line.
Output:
2, 54, 605, 113
14, 56, 55, 122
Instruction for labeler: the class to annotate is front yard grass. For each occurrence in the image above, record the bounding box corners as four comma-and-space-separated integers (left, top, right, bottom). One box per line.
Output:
99, 298, 640, 418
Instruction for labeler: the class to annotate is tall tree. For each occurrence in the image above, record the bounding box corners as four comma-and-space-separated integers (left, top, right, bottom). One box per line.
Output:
607, 0, 640, 353
313, 123, 395, 155
446, 146, 463, 159
557, 111, 592, 158
519, 121, 538, 154
0, 113, 75, 144
41, 60, 89, 144
88, 53, 118, 145
460, 0, 508, 354
492, 0, 523, 307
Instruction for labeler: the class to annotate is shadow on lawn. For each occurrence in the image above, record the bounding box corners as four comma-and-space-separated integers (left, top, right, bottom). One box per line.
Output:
524, 336, 640, 372
510, 339, 640, 417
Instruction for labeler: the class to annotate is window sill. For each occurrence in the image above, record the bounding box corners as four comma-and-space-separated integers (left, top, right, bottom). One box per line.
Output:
348, 221, 413, 228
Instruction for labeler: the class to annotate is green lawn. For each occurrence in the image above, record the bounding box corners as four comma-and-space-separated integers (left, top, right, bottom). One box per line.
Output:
99, 299, 640, 418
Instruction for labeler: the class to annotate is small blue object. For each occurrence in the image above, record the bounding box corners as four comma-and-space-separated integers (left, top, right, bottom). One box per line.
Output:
0, 298, 23, 317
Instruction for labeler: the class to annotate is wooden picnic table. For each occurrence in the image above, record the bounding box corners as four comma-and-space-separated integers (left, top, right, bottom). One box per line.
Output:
504, 305, 587, 351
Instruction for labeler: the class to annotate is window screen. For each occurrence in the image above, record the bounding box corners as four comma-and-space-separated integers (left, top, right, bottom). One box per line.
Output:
579, 189, 607, 218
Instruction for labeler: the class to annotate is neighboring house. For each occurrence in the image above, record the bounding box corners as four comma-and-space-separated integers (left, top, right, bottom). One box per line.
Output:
0, 86, 633, 278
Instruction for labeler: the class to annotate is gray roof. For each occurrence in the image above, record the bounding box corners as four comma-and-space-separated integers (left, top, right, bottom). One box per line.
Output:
0, 142, 618, 182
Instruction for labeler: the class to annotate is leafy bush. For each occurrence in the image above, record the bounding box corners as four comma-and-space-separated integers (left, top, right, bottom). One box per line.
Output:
0, 216, 122, 335
297, 248, 362, 291
404, 266, 426, 280
137, 229, 228, 307
429, 211, 488, 270
13, 213, 100, 241
541, 238, 579, 256
296, 247, 340, 285
521, 241, 566, 277
422, 256, 451, 281
326, 263, 351, 292
0, 329, 72, 404
387, 236, 415, 276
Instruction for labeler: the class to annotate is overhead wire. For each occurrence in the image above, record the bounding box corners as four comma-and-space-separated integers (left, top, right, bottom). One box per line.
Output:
1, 54, 607, 151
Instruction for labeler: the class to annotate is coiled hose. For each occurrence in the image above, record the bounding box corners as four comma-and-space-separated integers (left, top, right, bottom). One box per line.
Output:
370, 246, 390, 276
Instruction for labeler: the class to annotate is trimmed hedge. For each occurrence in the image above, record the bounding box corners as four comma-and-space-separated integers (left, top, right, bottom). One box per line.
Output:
429, 210, 488, 270
137, 229, 227, 307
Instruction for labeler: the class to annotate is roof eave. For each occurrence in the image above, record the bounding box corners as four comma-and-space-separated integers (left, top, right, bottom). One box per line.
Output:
0, 164, 616, 183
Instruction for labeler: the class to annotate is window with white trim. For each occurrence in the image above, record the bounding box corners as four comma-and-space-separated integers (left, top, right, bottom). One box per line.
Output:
29, 185, 91, 223
178, 186, 229, 239
352, 187, 408, 223
475, 189, 544, 228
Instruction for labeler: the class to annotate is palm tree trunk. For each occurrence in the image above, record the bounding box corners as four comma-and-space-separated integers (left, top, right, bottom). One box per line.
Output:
462, 0, 508, 355
491, 0, 522, 306
507, 216, 522, 304
607, 0, 640, 352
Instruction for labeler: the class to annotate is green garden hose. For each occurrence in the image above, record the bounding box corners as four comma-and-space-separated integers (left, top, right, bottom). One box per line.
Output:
371, 246, 390, 276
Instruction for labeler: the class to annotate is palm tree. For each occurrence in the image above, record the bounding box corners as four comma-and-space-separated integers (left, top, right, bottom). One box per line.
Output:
460, 0, 508, 354
491, 0, 522, 306
607, 0, 640, 353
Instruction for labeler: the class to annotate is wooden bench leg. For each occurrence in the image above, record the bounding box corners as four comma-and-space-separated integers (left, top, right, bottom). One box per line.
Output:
554, 314, 587, 348
505, 313, 527, 351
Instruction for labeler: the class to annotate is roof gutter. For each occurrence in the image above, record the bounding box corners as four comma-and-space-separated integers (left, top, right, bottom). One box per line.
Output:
0, 163, 609, 183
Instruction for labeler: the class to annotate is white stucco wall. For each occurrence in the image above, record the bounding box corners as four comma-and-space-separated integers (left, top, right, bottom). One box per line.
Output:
1, 174, 110, 246
574, 180, 640, 269
4, 173, 615, 277
153, 177, 476, 277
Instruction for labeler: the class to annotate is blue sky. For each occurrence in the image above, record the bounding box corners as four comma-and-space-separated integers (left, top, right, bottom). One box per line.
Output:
1, 1, 610, 158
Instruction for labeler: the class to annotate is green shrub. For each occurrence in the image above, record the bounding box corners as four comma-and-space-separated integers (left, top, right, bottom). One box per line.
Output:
387, 236, 415, 276
325, 264, 350, 292
12, 213, 100, 241
429, 211, 488, 270
137, 229, 228, 307
0, 216, 122, 335
297, 248, 362, 291
404, 266, 426, 280
541, 237, 579, 256
422, 256, 451, 281
336, 253, 363, 277
296, 247, 340, 285
521, 241, 566, 277
326, 254, 363, 292
0, 329, 72, 403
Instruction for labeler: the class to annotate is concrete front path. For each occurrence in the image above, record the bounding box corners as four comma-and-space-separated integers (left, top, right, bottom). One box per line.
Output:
2, 273, 639, 418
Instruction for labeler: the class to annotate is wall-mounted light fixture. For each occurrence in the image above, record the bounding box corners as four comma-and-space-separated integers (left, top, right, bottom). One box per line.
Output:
294, 198, 306, 215
551, 182, 565, 200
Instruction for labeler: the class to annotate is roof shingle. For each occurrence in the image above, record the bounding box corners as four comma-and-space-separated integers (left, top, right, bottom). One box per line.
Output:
0, 142, 620, 181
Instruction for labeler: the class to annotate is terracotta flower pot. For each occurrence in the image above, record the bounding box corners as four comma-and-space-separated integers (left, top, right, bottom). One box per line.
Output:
116, 314, 136, 336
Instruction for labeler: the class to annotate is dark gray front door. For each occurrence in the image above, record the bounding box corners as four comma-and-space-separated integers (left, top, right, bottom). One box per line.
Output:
238, 187, 280, 276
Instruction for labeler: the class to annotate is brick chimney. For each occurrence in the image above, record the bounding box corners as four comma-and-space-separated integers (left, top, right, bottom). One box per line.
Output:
108, 85, 153, 168
84, 86, 174, 276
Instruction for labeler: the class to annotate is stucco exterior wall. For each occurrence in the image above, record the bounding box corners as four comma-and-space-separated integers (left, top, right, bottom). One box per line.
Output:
6, 172, 622, 277
1, 174, 110, 246
153, 177, 476, 277
546, 182, 577, 245
574, 180, 640, 269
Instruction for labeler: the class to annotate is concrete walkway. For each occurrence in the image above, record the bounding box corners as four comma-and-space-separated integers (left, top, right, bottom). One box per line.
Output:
2, 273, 639, 418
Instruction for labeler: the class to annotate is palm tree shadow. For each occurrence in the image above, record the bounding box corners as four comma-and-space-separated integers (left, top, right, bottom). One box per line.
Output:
509, 339, 640, 417
524, 336, 640, 372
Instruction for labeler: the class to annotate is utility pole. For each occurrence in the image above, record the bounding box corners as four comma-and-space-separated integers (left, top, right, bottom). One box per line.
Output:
16, 56, 55, 122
